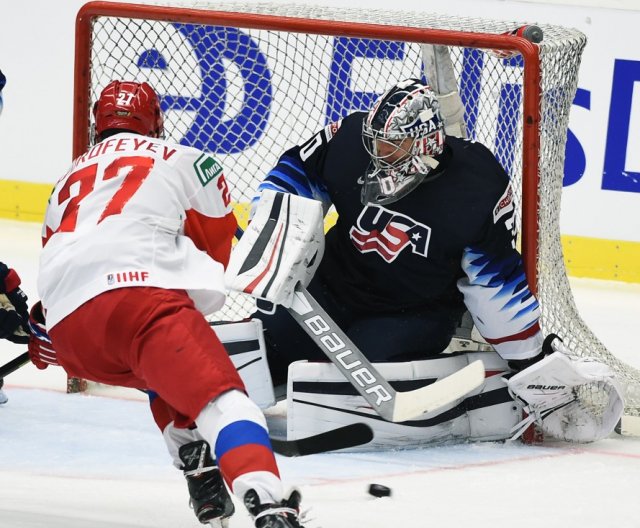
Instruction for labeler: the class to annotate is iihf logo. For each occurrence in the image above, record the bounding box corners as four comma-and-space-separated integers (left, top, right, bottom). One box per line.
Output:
107, 270, 150, 285
349, 205, 431, 263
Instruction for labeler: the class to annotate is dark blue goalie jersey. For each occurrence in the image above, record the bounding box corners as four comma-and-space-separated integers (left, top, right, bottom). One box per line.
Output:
255, 112, 542, 361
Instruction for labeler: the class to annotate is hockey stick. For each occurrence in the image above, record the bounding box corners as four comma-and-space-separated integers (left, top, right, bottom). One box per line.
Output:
0, 353, 369, 455
142, 386, 372, 454
287, 284, 485, 422
421, 44, 467, 139
270, 423, 373, 456
0, 351, 30, 378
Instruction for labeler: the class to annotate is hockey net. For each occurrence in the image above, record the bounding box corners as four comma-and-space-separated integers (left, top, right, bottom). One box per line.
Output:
72, 1, 640, 419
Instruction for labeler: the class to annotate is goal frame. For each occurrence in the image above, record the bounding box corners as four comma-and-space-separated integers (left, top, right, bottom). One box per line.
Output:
73, 0, 543, 292
71, 0, 619, 443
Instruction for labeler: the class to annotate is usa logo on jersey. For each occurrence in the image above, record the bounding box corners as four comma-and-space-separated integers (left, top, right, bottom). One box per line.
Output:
349, 205, 431, 263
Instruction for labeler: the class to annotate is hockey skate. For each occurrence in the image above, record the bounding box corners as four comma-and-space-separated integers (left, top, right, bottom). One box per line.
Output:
244, 488, 306, 528
178, 440, 235, 527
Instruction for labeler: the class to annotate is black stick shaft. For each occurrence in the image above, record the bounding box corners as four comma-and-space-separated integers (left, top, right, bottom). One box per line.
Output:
0, 351, 30, 378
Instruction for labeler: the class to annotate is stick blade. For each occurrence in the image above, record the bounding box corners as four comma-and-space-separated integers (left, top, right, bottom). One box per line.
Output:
391, 360, 485, 422
271, 423, 374, 457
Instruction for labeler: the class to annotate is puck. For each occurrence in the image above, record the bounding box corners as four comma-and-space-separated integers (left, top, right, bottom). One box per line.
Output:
368, 483, 392, 498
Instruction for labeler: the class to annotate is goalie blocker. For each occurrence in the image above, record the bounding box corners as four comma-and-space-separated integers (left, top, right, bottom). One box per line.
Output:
225, 189, 324, 308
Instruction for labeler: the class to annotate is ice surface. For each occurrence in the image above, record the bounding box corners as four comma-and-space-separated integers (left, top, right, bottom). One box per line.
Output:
2, 219, 640, 528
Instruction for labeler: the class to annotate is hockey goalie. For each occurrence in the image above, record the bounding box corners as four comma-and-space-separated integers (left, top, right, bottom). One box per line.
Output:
225, 75, 623, 449
225, 190, 622, 449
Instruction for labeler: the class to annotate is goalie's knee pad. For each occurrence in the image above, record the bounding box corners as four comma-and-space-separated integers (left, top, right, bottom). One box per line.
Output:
212, 319, 275, 409
285, 352, 522, 449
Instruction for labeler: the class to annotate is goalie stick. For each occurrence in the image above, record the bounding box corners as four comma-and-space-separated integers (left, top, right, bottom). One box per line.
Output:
271, 423, 374, 456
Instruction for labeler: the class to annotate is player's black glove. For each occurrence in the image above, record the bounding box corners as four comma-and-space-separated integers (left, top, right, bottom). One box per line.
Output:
0, 262, 30, 344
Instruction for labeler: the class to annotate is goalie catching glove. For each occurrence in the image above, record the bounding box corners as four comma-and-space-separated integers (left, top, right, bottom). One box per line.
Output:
507, 335, 623, 443
225, 190, 324, 308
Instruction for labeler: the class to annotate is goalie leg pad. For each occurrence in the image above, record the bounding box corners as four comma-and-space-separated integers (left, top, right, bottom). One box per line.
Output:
286, 352, 521, 450
212, 319, 275, 410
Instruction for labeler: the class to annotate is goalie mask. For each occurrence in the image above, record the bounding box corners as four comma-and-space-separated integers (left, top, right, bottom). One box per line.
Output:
361, 79, 445, 205
92, 80, 164, 144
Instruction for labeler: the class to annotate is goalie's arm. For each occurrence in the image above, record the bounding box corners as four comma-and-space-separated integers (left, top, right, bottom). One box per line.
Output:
251, 124, 338, 217
421, 44, 467, 138
457, 182, 542, 363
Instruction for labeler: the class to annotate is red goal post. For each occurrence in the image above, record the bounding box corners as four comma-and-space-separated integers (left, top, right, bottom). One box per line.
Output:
72, 1, 640, 420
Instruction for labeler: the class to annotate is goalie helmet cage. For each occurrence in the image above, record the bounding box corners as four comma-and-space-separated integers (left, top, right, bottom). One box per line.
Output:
71, 1, 640, 421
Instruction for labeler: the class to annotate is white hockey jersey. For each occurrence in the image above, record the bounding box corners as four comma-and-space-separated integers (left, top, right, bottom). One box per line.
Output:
38, 133, 237, 329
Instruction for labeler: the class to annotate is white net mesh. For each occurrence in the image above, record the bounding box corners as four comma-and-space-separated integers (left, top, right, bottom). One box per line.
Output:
76, 1, 640, 415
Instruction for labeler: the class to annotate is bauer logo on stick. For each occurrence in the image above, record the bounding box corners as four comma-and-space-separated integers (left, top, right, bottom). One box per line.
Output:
302, 313, 392, 406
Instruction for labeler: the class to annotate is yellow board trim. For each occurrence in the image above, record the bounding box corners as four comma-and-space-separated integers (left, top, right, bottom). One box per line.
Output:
561, 234, 640, 283
0, 180, 52, 223
1, 179, 638, 283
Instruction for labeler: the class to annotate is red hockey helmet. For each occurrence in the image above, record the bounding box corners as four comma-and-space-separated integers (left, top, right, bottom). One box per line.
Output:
92, 80, 164, 143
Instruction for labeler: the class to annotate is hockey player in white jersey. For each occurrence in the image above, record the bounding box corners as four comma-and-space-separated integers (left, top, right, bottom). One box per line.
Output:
34, 80, 308, 528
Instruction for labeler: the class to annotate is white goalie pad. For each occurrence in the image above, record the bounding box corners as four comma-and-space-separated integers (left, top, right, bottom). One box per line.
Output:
285, 352, 522, 450
507, 350, 624, 443
211, 319, 275, 409
225, 190, 324, 308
